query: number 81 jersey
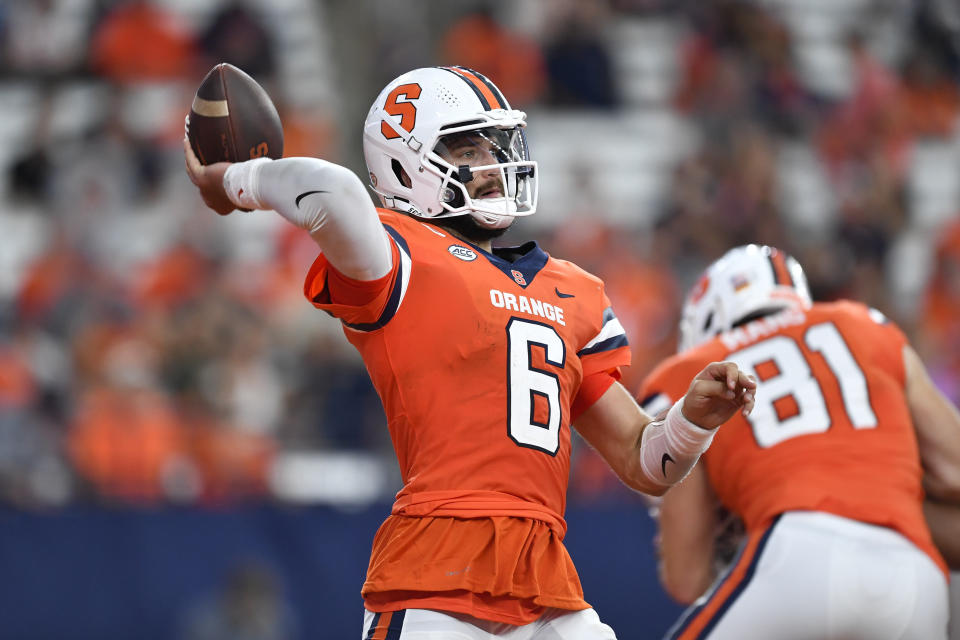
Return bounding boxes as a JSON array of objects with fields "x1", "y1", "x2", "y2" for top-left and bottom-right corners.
[
  {"x1": 304, "y1": 209, "x2": 630, "y2": 525},
  {"x1": 638, "y1": 300, "x2": 946, "y2": 576}
]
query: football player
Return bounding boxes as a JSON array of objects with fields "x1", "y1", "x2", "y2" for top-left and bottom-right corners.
[
  {"x1": 184, "y1": 66, "x2": 756, "y2": 639},
  {"x1": 639, "y1": 244, "x2": 960, "y2": 639}
]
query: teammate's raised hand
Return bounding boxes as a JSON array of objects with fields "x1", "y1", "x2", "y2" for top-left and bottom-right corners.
[
  {"x1": 183, "y1": 128, "x2": 236, "y2": 216},
  {"x1": 681, "y1": 361, "x2": 756, "y2": 430}
]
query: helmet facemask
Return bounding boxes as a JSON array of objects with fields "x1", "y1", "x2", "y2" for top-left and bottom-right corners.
[{"x1": 426, "y1": 124, "x2": 537, "y2": 228}]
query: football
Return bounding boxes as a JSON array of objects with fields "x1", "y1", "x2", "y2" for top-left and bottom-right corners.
[{"x1": 188, "y1": 63, "x2": 284, "y2": 165}]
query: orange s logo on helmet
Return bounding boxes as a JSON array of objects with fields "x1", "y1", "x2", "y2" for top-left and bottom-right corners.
[{"x1": 381, "y1": 83, "x2": 422, "y2": 140}]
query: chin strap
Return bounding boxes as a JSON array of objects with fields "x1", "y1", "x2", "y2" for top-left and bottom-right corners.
[
  {"x1": 640, "y1": 399, "x2": 717, "y2": 487},
  {"x1": 470, "y1": 210, "x2": 514, "y2": 230}
]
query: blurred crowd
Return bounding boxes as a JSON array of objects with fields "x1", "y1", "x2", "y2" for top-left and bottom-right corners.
[{"x1": 0, "y1": 0, "x2": 958, "y2": 509}]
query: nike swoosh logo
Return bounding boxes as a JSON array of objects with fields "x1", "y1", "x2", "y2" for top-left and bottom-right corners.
[
  {"x1": 295, "y1": 190, "x2": 329, "y2": 208},
  {"x1": 555, "y1": 287, "x2": 575, "y2": 299},
  {"x1": 661, "y1": 453, "x2": 675, "y2": 477}
]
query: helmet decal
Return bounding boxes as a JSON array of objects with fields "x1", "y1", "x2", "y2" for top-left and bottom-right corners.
[
  {"x1": 731, "y1": 273, "x2": 750, "y2": 291},
  {"x1": 767, "y1": 248, "x2": 794, "y2": 286},
  {"x1": 380, "y1": 83, "x2": 421, "y2": 140},
  {"x1": 440, "y1": 66, "x2": 508, "y2": 110},
  {"x1": 688, "y1": 273, "x2": 710, "y2": 304}
]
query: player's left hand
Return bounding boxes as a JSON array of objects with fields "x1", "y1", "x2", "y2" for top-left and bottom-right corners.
[{"x1": 681, "y1": 361, "x2": 756, "y2": 430}]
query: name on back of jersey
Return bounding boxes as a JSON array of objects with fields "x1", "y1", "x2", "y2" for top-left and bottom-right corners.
[
  {"x1": 489, "y1": 288, "x2": 565, "y2": 326},
  {"x1": 720, "y1": 308, "x2": 806, "y2": 350}
]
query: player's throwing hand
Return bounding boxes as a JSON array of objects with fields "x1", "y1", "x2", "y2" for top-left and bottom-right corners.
[{"x1": 183, "y1": 126, "x2": 236, "y2": 216}]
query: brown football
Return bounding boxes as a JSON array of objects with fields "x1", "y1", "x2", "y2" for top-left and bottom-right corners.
[{"x1": 188, "y1": 63, "x2": 283, "y2": 165}]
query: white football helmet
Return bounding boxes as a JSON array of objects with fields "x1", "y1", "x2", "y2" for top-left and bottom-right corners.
[
  {"x1": 678, "y1": 244, "x2": 812, "y2": 351},
  {"x1": 362, "y1": 66, "x2": 538, "y2": 229}
]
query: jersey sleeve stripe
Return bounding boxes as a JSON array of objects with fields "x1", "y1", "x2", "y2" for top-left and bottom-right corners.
[
  {"x1": 578, "y1": 308, "x2": 627, "y2": 356},
  {"x1": 578, "y1": 334, "x2": 628, "y2": 357},
  {"x1": 343, "y1": 224, "x2": 412, "y2": 332}
]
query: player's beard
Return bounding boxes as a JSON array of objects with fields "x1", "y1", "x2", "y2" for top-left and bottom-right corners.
[
  {"x1": 432, "y1": 212, "x2": 511, "y2": 243},
  {"x1": 433, "y1": 175, "x2": 515, "y2": 242}
]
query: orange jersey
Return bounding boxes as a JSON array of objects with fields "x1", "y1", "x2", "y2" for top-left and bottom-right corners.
[
  {"x1": 639, "y1": 301, "x2": 947, "y2": 576},
  {"x1": 304, "y1": 209, "x2": 630, "y2": 623}
]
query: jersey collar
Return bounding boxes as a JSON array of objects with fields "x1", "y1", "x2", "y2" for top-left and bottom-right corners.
[{"x1": 477, "y1": 240, "x2": 549, "y2": 289}]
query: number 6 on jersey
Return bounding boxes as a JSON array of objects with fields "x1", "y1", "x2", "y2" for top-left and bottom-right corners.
[{"x1": 507, "y1": 318, "x2": 566, "y2": 455}]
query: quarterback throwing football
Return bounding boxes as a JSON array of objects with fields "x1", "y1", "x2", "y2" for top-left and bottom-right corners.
[{"x1": 185, "y1": 66, "x2": 756, "y2": 639}]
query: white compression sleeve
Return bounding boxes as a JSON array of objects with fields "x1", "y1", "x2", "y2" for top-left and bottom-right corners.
[
  {"x1": 222, "y1": 157, "x2": 392, "y2": 281},
  {"x1": 640, "y1": 399, "x2": 717, "y2": 487}
]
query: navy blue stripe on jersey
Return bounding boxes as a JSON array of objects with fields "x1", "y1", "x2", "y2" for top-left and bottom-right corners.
[
  {"x1": 578, "y1": 334, "x2": 628, "y2": 357},
  {"x1": 384, "y1": 610, "x2": 406, "y2": 639},
  {"x1": 477, "y1": 240, "x2": 549, "y2": 289},
  {"x1": 343, "y1": 224, "x2": 410, "y2": 332},
  {"x1": 364, "y1": 612, "x2": 381, "y2": 640},
  {"x1": 438, "y1": 66, "x2": 492, "y2": 110},
  {"x1": 383, "y1": 224, "x2": 410, "y2": 256},
  {"x1": 666, "y1": 514, "x2": 782, "y2": 639},
  {"x1": 578, "y1": 307, "x2": 629, "y2": 357}
]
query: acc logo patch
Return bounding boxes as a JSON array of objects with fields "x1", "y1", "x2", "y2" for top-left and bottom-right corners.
[{"x1": 448, "y1": 245, "x2": 477, "y2": 261}]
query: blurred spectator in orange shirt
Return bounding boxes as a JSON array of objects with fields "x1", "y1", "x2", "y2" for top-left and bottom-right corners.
[
  {"x1": 129, "y1": 243, "x2": 214, "y2": 312},
  {"x1": 0, "y1": 342, "x2": 35, "y2": 411},
  {"x1": 66, "y1": 311, "x2": 190, "y2": 502},
  {"x1": 438, "y1": 4, "x2": 546, "y2": 108},
  {"x1": 68, "y1": 382, "x2": 190, "y2": 503},
  {"x1": 89, "y1": 0, "x2": 199, "y2": 83}
]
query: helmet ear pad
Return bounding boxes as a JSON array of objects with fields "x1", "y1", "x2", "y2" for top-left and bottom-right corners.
[{"x1": 392, "y1": 159, "x2": 412, "y2": 188}]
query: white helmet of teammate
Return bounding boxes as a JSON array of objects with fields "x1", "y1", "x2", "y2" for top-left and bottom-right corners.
[
  {"x1": 362, "y1": 66, "x2": 538, "y2": 229},
  {"x1": 679, "y1": 244, "x2": 812, "y2": 352}
]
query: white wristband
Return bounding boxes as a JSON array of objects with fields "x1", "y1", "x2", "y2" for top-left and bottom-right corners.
[
  {"x1": 223, "y1": 157, "x2": 272, "y2": 211},
  {"x1": 640, "y1": 399, "x2": 716, "y2": 486}
]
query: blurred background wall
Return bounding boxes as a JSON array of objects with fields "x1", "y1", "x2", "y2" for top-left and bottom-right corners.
[{"x1": 0, "y1": 0, "x2": 958, "y2": 638}]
